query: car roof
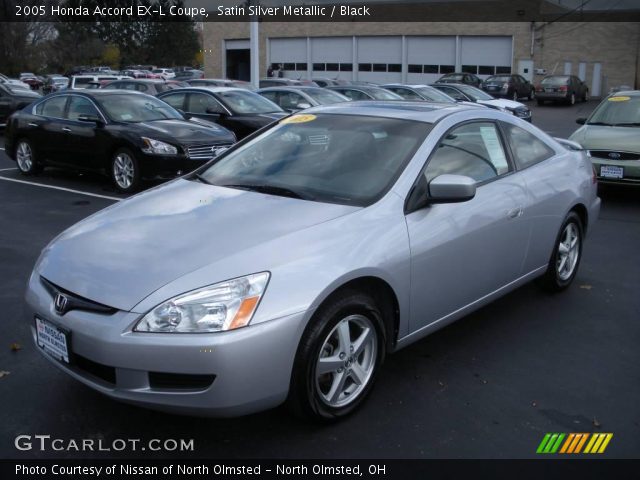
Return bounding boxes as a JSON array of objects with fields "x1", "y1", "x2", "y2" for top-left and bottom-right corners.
[
  {"x1": 164, "y1": 86, "x2": 248, "y2": 94},
  {"x1": 109, "y1": 79, "x2": 166, "y2": 84},
  {"x1": 302, "y1": 101, "x2": 479, "y2": 122},
  {"x1": 383, "y1": 84, "x2": 430, "y2": 89},
  {"x1": 258, "y1": 86, "x2": 322, "y2": 92},
  {"x1": 49, "y1": 89, "x2": 150, "y2": 98}
]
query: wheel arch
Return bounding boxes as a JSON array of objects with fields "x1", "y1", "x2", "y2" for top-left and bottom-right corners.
[{"x1": 569, "y1": 203, "x2": 589, "y2": 235}]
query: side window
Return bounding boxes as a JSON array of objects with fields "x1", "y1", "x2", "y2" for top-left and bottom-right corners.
[
  {"x1": 425, "y1": 122, "x2": 511, "y2": 184},
  {"x1": 35, "y1": 96, "x2": 67, "y2": 118},
  {"x1": 502, "y1": 123, "x2": 555, "y2": 169},
  {"x1": 279, "y1": 92, "x2": 305, "y2": 110},
  {"x1": 161, "y1": 93, "x2": 185, "y2": 110},
  {"x1": 187, "y1": 93, "x2": 225, "y2": 114},
  {"x1": 136, "y1": 84, "x2": 148, "y2": 92},
  {"x1": 259, "y1": 91, "x2": 278, "y2": 103},
  {"x1": 346, "y1": 90, "x2": 367, "y2": 101},
  {"x1": 67, "y1": 96, "x2": 100, "y2": 121}
]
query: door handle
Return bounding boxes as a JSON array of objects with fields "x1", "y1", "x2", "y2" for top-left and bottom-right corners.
[
  {"x1": 62, "y1": 127, "x2": 72, "y2": 133},
  {"x1": 28, "y1": 122, "x2": 38, "y2": 127},
  {"x1": 507, "y1": 207, "x2": 523, "y2": 219}
]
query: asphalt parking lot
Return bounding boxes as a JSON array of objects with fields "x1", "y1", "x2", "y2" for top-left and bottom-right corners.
[{"x1": 0, "y1": 100, "x2": 638, "y2": 460}]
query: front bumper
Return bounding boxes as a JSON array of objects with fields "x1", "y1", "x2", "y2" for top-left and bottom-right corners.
[
  {"x1": 591, "y1": 158, "x2": 640, "y2": 185},
  {"x1": 536, "y1": 92, "x2": 570, "y2": 102},
  {"x1": 136, "y1": 152, "x2": 208, "y2": 181},
  {"x1": 25, "y1": 273, "x2": 308, "y2": 417}
]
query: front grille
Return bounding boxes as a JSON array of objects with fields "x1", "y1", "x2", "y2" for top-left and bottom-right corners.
[
  {"x1": 186, "y1": 144, "x2": 231, "y2": 160},
  {"x1": 40, "y1": 277, "x2": 117, "y2": 315},
  {"x1": 148, "y1": 372, "x2": 216, "y2": 390},
  {"x1": 589, "y1": 150, "x2": 640, "y2": 161},
  {"x1": 74, "y1": 354, "x2": 116, "y2": 385}
]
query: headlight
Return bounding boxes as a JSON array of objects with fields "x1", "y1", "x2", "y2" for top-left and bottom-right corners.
[
  {"x1": 141, "y1": 137, "x2": 178, "y2": 155},
  {"x1": 134, "y1": 272, "x2": 270, "y2": 333}
]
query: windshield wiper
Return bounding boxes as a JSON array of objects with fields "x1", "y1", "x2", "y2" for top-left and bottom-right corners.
[
  {"x1": 612, "y1": 122, "x2": 640, "y2": 127},
  {"x1": 193, "y1": 173, "x2": 214, "y2": 185},
  {"x1": 220, "y1": 183, "x2": 313, "y2": 200}
]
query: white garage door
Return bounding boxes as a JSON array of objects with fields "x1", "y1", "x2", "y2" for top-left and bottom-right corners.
[
  {"x1": 407, "y1": 36, "x2": 456, "y2": 84},
  {"x1": 269, "y1": 38, "x2": 308, "y2": 79},
  {"x1": 460, "y1": 36, "x2": 512, "y2": 79},
  {"x1": 311, "y1": 37, "x2": 353, "y2": 81},
  {"x1": 356, "y1": 36, "x2": 402, "y2": 84}
]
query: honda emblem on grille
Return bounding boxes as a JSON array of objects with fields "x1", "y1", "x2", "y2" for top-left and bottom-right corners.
[
  {"x1": 54, "y1": 293, "x2": 68, "y2": 315},
  {"x1": 608, "y1": 152, "x2": 621, "y2": 159}
]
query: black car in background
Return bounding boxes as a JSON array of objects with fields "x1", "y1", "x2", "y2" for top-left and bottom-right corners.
[
  {"x1": 158, "y1": 87, "x2": 286, "y2": 139},
  {"x1": 4, "y1": 90, "x2": 236, "y2": 192},
  {"x1": 101, "y1": 79, "x2": 187, "y2": 96},
  {"x1": 327, "y1": 85, "x2": 403, "y2": 101},
  {"x1": 482, "y1": 74, "x2": 535, "y2": 101},
  {"x1": 536, "y1": 75, "x2": 589, "y2": 105},
  {"x1": 0, "y1": 83, "x2": 40, "y2": 126},
  {"x1": 435, "y1": 72, "x2": 482, "y2": 87}
]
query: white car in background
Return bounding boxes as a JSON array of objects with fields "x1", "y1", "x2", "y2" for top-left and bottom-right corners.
[{"x1": 152, "y1": 68, "x2": 176, "y2": 79}]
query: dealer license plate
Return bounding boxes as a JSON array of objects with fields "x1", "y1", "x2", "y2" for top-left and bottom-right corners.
[
  {"x1": 600, "y1": 165, "x2": 623, "y2": 179},
  {"x1": 35, "y1": 317, "x2": 70, "y2": 363}
]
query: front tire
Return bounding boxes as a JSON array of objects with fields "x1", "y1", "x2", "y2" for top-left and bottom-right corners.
[
  {"x1": 538, "y1": 212, "x2": 583, "y2": 292},
  {"x1": 288, "y1": 290, "x2": 386, "y2": 422},
  {"x1": 568, "y1": 93, "x2": 576, "y2": 106},
  {"x1": 528, "y1": 88, "x2": 535, "y2": 101},
  {"x1": 512, "y1": 90, "x2": 518, "y2": 101},
  {"x1": 15, "y1": 139, "x2": 42, "y2": 175},
  {"x1": 111, "y1": 148, "x2": 141, "y2": 193}
]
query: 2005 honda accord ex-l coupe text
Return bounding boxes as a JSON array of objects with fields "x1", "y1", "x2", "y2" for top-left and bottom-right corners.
[{"x1": 26, "y1": 102, "x2": 600, "y2": 421}]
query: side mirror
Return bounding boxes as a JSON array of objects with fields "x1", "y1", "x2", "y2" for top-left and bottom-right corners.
[
  {"x1": 296, "y1": 102, "x2": 312, "y2": 109},
  {"x1": 428, "y1": 174, "x2": 476, "y2": 203},
  {"x1": 78, "y1": 114, "x2": 104, "y2": 126},
  {"x1": 576, "y1": 117, "x2": 586, "y2": 125},
  {"x1": 177, "y1": 109, "x2": 191, "y2": 119}
]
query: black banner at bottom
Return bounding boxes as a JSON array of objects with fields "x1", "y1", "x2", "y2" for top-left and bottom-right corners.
[{"x1": 3, "y1": 459, "x2": 640, "y2": 480}]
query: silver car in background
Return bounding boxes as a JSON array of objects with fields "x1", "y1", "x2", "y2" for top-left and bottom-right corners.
[{"x1": 26, "y1": 102, "x2": 600, "y2": 420}]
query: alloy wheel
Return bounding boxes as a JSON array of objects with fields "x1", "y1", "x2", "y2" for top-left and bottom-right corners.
[
  {"x1": 556, "y1": 222, "x2": 580, "y2": 281},
  {"x1": 315, "y1": 314, "x2": 377, "y2": 408},
  {"x1": 113, "y1": 153, "x2": 135, "y2": 189},
  {"x1": 16, "y1": 142, "x2": 33, "y2": 172}
]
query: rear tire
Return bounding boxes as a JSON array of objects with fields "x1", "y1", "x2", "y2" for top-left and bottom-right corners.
[
  {"x1": 15, "y1": 139, "x2": 42, "y2": 175},
  {"x1": 512, "y1": 91, "x2": 518, "y2": 101},
  {"x1": 528, "y1": 88, "x2": 535, "y2": 101},
  {"x1": 568, "y1": 93, "x2": 576, "y2": 106},
  {"x1": 537, "y1": 212, "x2": 583, "y2": 292},
  {"x1": 288, "y1": 290, "x2": 386, "y2": 422}
]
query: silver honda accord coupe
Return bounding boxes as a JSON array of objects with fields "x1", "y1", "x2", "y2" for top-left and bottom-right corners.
[{"x1": 26, "y1": 102, "x2": 600, "y2": 420}]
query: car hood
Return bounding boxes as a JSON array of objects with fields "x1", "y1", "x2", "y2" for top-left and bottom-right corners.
[
  {"x1": 569, "y1": 125, "x2": 640, "y2": 152},
  {"x1": 477, "y1": 99, "x2": 526, "y2": 111},
  {"x1": 37, "y1": 179, "x2": 358, "y2": 311},
  {"x1": 133, "y1": 119, "x2": 235, "y2": 144}
]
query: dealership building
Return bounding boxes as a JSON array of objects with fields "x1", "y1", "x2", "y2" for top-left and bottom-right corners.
[{"x1": 202, "y1": 0, "x2": 640, "y2": 97}]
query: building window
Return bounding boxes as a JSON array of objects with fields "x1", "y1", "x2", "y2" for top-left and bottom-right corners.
[
  {"x1": 326, "y1": 63, "x2": 339, "y2": 71},
  {"x1": 423, "y1": 65, "x2": 439, "y2": 74},
  {"x1": 313, "y1": 63, "x2": 326, "y2": 71},
  {"x1": 408, "y1": 64, "x2": 422, "y2": 73},
  {"x1": 496, "y1": 66, "x2": 511, "y2": 74},
  {"x1": 478, "y1": 65, "x2": 495, "y2": 75},
  {"x1": 295, "y1": 63, "x2": 307, "y2": 71},
  {"x1": 372, "y1": 63, "x2": 387, "y2": 72},
  {"x1": 283, "y1": 63, "x2": 295, "y2": 70},
  {"x1": 358, "y1": 63, "x2": 372, "y2": 72},
  {"x1": 388, "y1": 64, "x2": 401, "y2": 73},
  {"x1": 462, "y1": 65, "x2": 478, "y2": 74},
  {"x1": 339, "y1": 63, "x2": 353, "y2": 71},
  {"x1": 439, "y1": 65, "x2": 455, "y2": 74}
]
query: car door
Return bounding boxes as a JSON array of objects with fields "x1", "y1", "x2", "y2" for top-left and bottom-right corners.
[
  {"x1": 185, "y1": 91, "x2": 228, "y2": 124},
  {"x1": 31, "y1": 95, "x2": 70, "y2": 163},
  {"x1": 405, "y1": 120, "x2": 529, "y2": 332},
  {"x1": 62, "y1": 95, "x2": 106, "y2": 170}
]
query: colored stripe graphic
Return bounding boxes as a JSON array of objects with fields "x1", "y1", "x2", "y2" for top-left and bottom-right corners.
[{"x1": 538, "y1": 433, "x2": 613, "y2": 454}]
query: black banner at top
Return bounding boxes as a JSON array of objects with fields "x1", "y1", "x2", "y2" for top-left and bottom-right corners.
[{"x1": 1, "y1": 0, "x2": 640, "y2": 22}]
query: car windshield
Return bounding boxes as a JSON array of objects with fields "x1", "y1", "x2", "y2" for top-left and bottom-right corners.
[
  {"x1": 98, "y1": 94, "x2": 183, "y2": 122},
  {"x1": 587, "y1": 95, "x2": 640, "y2": 126},
  {"x1": 304, "y1": 88, "x2": 349, "y2": 104},
  {"x1": 442, "y1": 74, "x2": 464, "y2": 81},
  {"x1": 486, "y1": 75, "x2": 511, "y2": 83},
  {"x1": 457, "y1": 85, "x2": 494, "y2": 101},
  {"x1": 367, "y1": 88, "x2": 401, "y2": 100},
  {"x1": 196, "y1": 114, "x2": 431, "y2": 206},
  {"x1": 216, "y1": 90, "x2": 282, "y2": 114},
  {"x1": 416, "y1": 87, "x2": 456, "y2": 103},
  {"x1": 542, "y1": 76, "x2": 570, "y2": 85}
]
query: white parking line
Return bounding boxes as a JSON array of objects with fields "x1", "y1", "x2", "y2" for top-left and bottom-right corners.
[
  {"x1": 0, "y1": 147, "x2": 5, "y2": 151},
  {"x1": 0, "y1": 176, "x2": 122, "y2": 201},
  {"x1": 0, "y1": 167, "x2": 17, "y2": 172}
]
